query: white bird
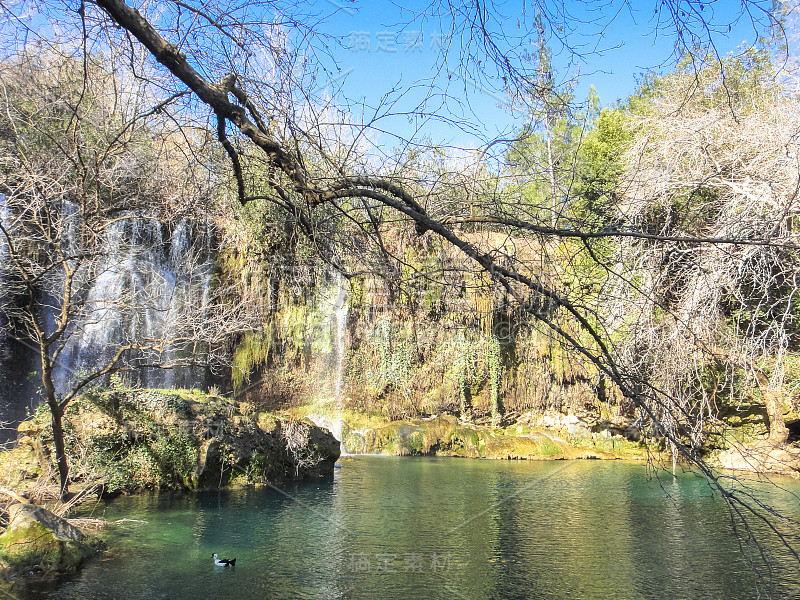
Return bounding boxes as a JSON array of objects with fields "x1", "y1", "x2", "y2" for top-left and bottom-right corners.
[{"x1": 212, "y1": 553, "x2": 236, "y2": 566}]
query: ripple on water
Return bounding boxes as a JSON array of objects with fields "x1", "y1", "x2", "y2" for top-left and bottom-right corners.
[{"x1": 20, "y1": 457, "x2": 800, "y2": 600}]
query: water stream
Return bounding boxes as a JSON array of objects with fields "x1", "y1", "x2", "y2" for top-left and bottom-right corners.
[
  {"x1": 309, "y1": 272, "x2": 350, "y2": 453},
  {"x1": 0, "y1": 193, "x2": 41, "y2": 433},
  {"x1": 332, "y1": 273, "x2": 349, "y2": 454},
  {"x1": 20, "y1": 458, "x2": 800, "y2": 600},
  {"x1": 333, "y1": 272, "x2": 348, "y2": 401}
]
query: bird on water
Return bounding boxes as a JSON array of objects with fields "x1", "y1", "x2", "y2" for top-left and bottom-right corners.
[{"x1": 212, "y1": 553, "x2": 236, "y2": 566}]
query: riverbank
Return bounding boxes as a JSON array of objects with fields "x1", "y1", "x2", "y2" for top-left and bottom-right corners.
[
  {"x1": 296, "y1": 398, "x2": 800, "y2": 473},
  {"x1": 297, "y1": 398, "x2": 648, "y2": 461},
  {"x1": 0, "y1": 386, "x2": 340, "y2": 499}
]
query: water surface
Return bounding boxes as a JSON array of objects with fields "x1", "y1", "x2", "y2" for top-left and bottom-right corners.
[{"x1": 25, "y1": 457, "x2": 800, "y2": 599}]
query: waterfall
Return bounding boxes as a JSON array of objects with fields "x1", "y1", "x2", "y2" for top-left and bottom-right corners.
[
  {"x1": 329, "y1": 272, "x2": 349, "y2": 454},
  {"x1": 0, "y1": 193, "x2": 42, "y2": 437},
  {"x1": 160, "y1": 218, "x2": 213, "y2": 389},
  {"x1": 305, "y1": 270, "x2": 350, "y2": 453},
  {"x1": 0, "y1": 196, "x2": 216, "y2": 436},
  {"x1": 51, "y1": 213, "x2": 214, "y2": 394},
  {"x1": 0, "y1": 192, "x2": 9, "y2": 337},
  {"x1": 333, "y1": 272, "x2": 348, "y2": 399},
  {"x1": 0, "y1": 191, "x2": 12, "y2": 393}
]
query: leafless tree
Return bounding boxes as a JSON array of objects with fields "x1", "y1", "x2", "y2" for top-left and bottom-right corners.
[
  {"x1": 616, "y1": 55, "x2": 800, "y2": 447},
  {"x1": 0, "y1": 47, "x2": 255, "y2": 496}
]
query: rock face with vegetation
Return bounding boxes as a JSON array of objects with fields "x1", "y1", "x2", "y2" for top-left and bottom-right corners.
[
  {"x1": 0, "y1": 387, "x2": 340, "y2": 496},
  {"x1": 355, "y1": 414, "x2": 641, "y2": 460},
  {"x1": 0, "y1": 0, "x2": 797, "y2": 500},
  {"x1": 220, "y1": 49, "x2": 800, "y2": 476}
]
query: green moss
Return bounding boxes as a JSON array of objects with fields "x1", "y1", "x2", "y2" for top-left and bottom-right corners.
[
  {"x1": 231, "y1": 330, "x2": 274, "y2": 393},
  {"x1": 405, "y1": 431, "x2": 424, "y2": 454},
  {"x1": 0, "y1": 521, "x2": 96, "y2": 572},
  {"x1": 538, "y1": 438, "x2": 564, "y2": 457},
  {"x1": 84, "y1": 418, "x2": 199, "y2": 493},
  {"x1": 0, "y1": 441, "x2": 42, "y2": 483}
]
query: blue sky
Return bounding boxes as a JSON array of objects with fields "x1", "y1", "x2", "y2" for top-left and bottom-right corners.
[{"x1": 308, "y1": 0, "x2": 774, "y2": 148}]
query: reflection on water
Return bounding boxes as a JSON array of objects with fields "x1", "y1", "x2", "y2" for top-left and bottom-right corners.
[{"x1": 22, "y1": 458, "x2": 800, "y2": 599}]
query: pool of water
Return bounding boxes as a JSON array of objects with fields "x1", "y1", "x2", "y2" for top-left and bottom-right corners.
[{"x1": 21, "y1": 457, "x2": 800, "y2": 599}]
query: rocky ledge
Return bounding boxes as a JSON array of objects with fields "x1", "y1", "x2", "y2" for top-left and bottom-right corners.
[
  {"x1": 0, "y1": 388, "x2": 340, "y2": 495},
  {"x1": 718, "y1": 441, "x2": 800, "y2": 476},
  {"x1": 307, "y1": 411, "x2": 646, "y2": 460}
]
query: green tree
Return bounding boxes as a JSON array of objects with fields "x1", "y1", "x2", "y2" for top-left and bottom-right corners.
[
  {"x1": 569, "y1": 107, "x2": 632, "y2": 227},
  {"x1": 504, "y1": 18, "x2": 591, "y2": 228}
]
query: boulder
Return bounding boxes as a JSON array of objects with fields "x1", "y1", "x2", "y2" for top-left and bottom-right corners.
[
  {"x1": 306, "y1": 423, "x2": 343, "y2": 466},
  {"x1": 718, "y1": 441, "x2": 800, "y2": 475},
  {"x1": 0, "y1": 503, "x2": 99, "y2": 572}
]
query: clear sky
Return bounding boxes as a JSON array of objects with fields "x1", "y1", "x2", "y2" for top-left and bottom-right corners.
[{"x1": 308, "y1": 0, "x2": 775, "y2": 148}]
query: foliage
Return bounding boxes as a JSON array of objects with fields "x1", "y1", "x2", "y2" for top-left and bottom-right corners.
[
  {"x1": 570, "y1": 107, "x2": 633, "y2": 226},
  {"x1": 67, "y1": 389, "x2": 201, "y2": 493},
  {"x1": 0, "y1": 46, "x2": 225, "y2": 495},
  {"x1": 0, "y1": 0, "x2": 797, "y2": 582}
]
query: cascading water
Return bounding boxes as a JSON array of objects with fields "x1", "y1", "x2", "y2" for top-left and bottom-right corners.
[
  {"x1": 307, "y1": 271, "x2": 350, "y2": 454},
  {"x1": 0, "y1": 192, "x2": 10, "y2": 352},
  {"x1": 160, "y1": 218, "x2": 213, "y2": 389},
  {"x1": 51, "y1": 212, "x2": 214, "y2": 394},
  {"x1": 0, "y1": 196, "x2": 215, "y2": 437},
  {"x1": 0, "y1": 194, "x2": 39, "y2": 437},
  {"x1": 332, "y1": 272, "x2": 349, "y2": 454},
  {"x1": 333, "y1": 272, "x2": 348, "y2": 399}
]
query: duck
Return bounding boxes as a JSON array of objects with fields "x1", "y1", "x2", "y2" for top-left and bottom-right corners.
[{"x1": 212, "y1": 553, "x2": 236, "y2": 567}]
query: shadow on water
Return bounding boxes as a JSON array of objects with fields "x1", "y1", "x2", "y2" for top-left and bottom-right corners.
[{"x1": 16, "y1": 458, "x2": 800, "y2": 600}]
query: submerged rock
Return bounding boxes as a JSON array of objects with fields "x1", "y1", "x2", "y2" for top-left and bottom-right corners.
[{"x1": 0, "y1": 503, "x2": 99, "y2": 572}]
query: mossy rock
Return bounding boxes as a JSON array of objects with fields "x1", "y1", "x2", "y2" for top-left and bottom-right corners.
[
  {"x1": 405, "y1": 430, "x2": 424, "y2": 454},
  {"x1": 305, "y1": 425, "x2": 343, "y2": 463},
  {"x1": 342, "y1": 430, "x2": 366, "y2": 454},
  {"x1": 483, "y1": 433, "x2": 566, "y2": 459},
  {"x1": 256, "y1": 413, "x2": 280, "y2": 434},
  {"x1": 0, "y1": 504, "x2": 100, "y2": 572}
]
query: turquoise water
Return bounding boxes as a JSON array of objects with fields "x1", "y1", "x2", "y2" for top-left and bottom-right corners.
[{"x1": 23, "y1": 458, "x2": 800, "y2": 599}]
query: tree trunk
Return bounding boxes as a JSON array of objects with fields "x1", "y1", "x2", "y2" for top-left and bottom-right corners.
[
  {"x1": 49, "y1": 403, "x2": 70, "y2": 498},
  {"x1": 763, "y1": 387, "x2": 789, "y2": 445},
  {"x1": 754, "y1": 371, "x2": 789, "y2": 445},
  {"x1": 40, "y1": 351, "x2": 70, "y2": 497}
]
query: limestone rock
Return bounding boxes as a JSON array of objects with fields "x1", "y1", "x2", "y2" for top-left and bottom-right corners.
[
  {"x1": 718, "y1": 441, "x2": 800, "y2": 475},
  {"x1": 6, "y1": 504, "x2": 84, "y2": 543},
  {"x1": 0, "y1": 503, "x2": 98, "y2": 572},
  {"x1": 306, "y1": 424, "x2": 343, "y2": 465}
]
